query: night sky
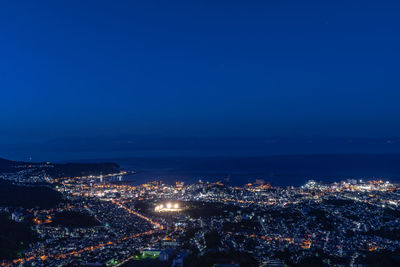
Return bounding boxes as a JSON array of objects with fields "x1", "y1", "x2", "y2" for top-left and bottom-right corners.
[{"x1": 1, "y1": 0, "x2": 400, "y2": 143}]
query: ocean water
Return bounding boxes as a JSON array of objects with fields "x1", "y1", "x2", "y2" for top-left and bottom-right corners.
[{"x1": 84, "y1": 155, "x2": 400, "y2": 187}]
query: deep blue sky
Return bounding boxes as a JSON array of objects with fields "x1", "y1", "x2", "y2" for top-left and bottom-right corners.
[{"x1": 1, "y1": 0, "x2": 400, "y2": 143}]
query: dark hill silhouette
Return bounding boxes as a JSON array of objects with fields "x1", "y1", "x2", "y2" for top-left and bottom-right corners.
[
  {"x1": 0, "y1": 157, "x2": 119, "y2": 177},
  {"x1": 47, "y1": 162, "x2": 119, "y2": 178},
  {"x1": 0, "y1": 158, "x2": 20, "y2": 172},
  {"x1": 0, "y1": 179, "x2": 62, "y2": 209}
]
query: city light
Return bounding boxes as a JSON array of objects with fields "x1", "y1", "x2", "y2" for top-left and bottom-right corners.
[{"x1": 154, "y1": 202, "x2": 182, "y2": 212}]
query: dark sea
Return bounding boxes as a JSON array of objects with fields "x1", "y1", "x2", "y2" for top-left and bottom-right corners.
[
  {"x1": 4, "y1": 137, "x2": 400, "y2": 186},
  {"x1": 80, "y1": 155, "x2": 400, "y2": 187}
]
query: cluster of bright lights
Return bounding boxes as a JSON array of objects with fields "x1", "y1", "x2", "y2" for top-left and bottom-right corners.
[{"x1": 154, "y1": 202, "x2": 181, "y2": 212}]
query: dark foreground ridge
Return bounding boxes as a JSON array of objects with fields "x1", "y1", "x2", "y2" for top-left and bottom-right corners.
[
  {"x1": 0, "y1": 179, "x2": 62, "y2": 209},
  {"x1": 50, "y1": 211, "x2": 100, "y2": 228},
  {"x1": 0, "y1": 213, "x2": 36, "y2": 260}
]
